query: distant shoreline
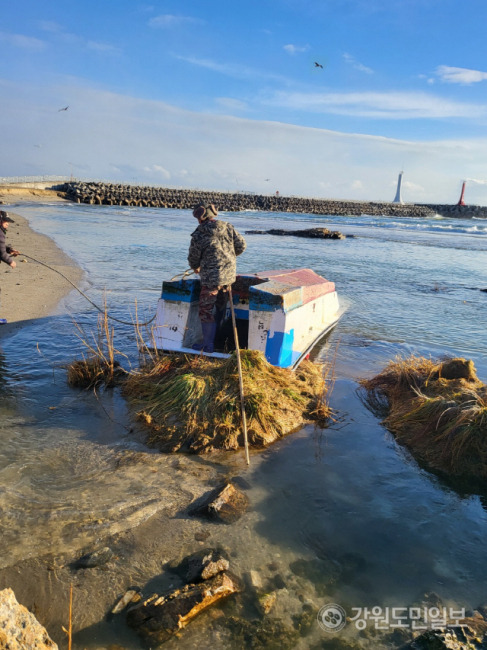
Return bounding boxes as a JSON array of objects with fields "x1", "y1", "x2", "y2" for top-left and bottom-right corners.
[{"x1": 59, "y1": 181, "x2": 487, "y2": 219}]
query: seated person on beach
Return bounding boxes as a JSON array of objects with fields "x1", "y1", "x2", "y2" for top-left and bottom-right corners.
[
  {"x1": 188, "y1": 204, "x2": 246, "y2": 353},
  {"x1": 0, "y1": 211, "x2": 20, "y2": 324}
]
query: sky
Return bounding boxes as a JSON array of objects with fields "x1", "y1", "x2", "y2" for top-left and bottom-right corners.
[{"x1": 2, "y1": 0, "x2": 487, "y2": 205}]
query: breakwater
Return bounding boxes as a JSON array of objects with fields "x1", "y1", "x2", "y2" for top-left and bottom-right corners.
[{"x1": 56, "y1": 182, "x2": 487, "y2": 218}]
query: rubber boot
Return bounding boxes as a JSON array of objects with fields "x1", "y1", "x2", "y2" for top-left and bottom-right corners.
[
  {"x1": 201, "y1": 321, "x2": 216, "y2": 353},
  {"x1": 192, "y1": 322, "x2": 216, "y2": 353}
]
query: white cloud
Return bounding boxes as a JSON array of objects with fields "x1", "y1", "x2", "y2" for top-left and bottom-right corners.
[
  {"x1": 0, "y1": 31, "x2": 46, "y2": 51},
  {"x1": 143, "y1": 165, "x2": 171, "y2": 178},
  {"x1": 436, "y1": 65, "x2": 487, "y2": 85},
  {"x1": 283, "y1": 44, "x2": 309, "y2": 55},
  {"x1": 263, "y1": 90, "x2": 487, "y2": 119},
  {"x1": 86, "y1": 41, "x2": 121, "y2": 55},
  {"x1": 343, "y1": 53, "x2": 373, "y2": 75},
  {"x1": 149, "y1": 14, "x2": 202, "y2": 28},
  {"x1": 2, "y1": 78, "x2": 487, "y2": 204},
  {"x1": 173, "y1": 54, "x2": 289, "y2": 84},
  {"x1": 38, "y1": 21, "x2": 64, "y2": 33},
  {"x1": 215, "y1": 97, "x2": 248, "y2": 111}
]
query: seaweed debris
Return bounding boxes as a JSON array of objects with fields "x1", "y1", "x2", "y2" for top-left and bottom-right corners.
[
  {"x1": 360, "y1": 355, "x2": 487, "y2": 481},
  {"x1": 122, "y1": 350, "x2": 333, "y2": 453}
]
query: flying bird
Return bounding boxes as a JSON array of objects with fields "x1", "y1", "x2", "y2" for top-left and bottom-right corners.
[
  {"x1": 58, "y1": 106, "x2": 69, "y2": 112},
  {"x1": 265, "y1": 178, "x2": 270, "y2": 181},
  {"x1": 314, "y1": 61, "x2": 324, "y2": 68}
]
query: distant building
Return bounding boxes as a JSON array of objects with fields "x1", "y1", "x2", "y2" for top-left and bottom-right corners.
[
  {"x1": 393, "y1": 171, "x2": 404, "y2": 204},
  {"x1": 458, "y1": 181, "x2": 466, "y2": 206}
]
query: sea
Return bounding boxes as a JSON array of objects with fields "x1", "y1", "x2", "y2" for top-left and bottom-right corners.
[{"x1": 0, "y1": 201, "x2": 486, "y2": 649}]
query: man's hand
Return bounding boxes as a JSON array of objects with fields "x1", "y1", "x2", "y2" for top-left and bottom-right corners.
[
  {"x1": 193, "y1": 267, "x2": 200, "y2": 273},
  {"x1": 10, "y1": 249, "x2": 20, "y2": 257},
  {"x1": 9, "y1": 260, "x2": 16, "y2": 269}
]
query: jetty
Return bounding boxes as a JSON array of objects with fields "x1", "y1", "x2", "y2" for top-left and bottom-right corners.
[{"x1": 55, "y1": 181, "x2": 487, "y2": 219}]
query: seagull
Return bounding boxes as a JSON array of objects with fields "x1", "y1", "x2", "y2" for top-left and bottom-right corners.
[
  {"x1": 314, "y1": 61, "x2": 323, "y2": 68},
  {"x1": 58, "y1": 106, "x2": 69, "y2": 112}
]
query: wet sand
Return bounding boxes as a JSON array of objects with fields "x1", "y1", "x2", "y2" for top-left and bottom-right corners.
[{"x1": 0, "y1": 199, "x2": 83, "y2": 337}]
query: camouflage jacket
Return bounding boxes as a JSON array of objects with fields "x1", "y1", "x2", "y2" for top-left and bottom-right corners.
[{"x1": 188, "y1": 219, "x2": 246, "y2": 289}]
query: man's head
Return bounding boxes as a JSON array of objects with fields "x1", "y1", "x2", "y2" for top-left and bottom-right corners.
[
  {"x1": 193, "y1": 204, "x2": 217, "y2": 222},
  {"x1": 0, "y1": 211, "x2": 14, "y2": 228}
]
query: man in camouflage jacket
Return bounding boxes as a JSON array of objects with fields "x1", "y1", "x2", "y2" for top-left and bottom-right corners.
[{"x1": 188, "y1": 204, "x2": 246, "y2": 352}]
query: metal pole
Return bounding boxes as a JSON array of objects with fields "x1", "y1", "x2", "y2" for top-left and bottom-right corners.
[{"x1": 227, "y1": 288, "x2": 250, "y2": 465}]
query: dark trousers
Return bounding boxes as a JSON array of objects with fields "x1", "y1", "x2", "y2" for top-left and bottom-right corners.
[{"x1": 199, "y1": 286, "x2": 228, "y2": 323}]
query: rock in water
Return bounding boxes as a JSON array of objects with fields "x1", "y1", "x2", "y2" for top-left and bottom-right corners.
[
  {"x1": 74, "y1": 546, "x2": 114, "y2": 568},
  {"x1": 126, "y1": 572, "x2": 242, "y2": 645},
  {"x1": 0, "y1": 588, "x2": 58, "y2": 649},
  {"x1": 169, "y1": 548, "x2": 230, "y2": 583},
  {"x1": 189, "y1": 482, "x2": 249, "y2": 524}
]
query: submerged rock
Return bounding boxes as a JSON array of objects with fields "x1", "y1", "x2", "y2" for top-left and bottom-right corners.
[
  {"x1": 169, "y1": 548, "x2": 230, "y2": 583},
  {"x1": 0, "y1": 588, "x2": 58, "y2": 649},
  {"x1": 111, "y1": 588, "x2": 141, "y2": 614},
  {"x1": 126, "y1": 572, "x2": 242, "y2": 645},
  {"x1": 245, "y1": 227, "x2": 346, "y2": 239},
  {"x1": 73, "y1": 546, "x2": 114, "y2": 569},
  {"x1": 189, "y1": 481, "x2": 250, "y2": 523}
]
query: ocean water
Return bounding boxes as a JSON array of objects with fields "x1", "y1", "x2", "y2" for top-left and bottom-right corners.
[{"x1": 0, "y1": 202, "x2": 486, "y2": 648}]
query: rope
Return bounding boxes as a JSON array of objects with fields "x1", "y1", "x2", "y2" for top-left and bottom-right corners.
[
  {"x1": 170, "y1": 268, "x2": 195, "y2": 282},
  {"x1": 18, "y1": 252, "x2": 156, "y2": 326}
]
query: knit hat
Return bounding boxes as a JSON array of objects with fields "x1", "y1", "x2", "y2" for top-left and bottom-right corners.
[
  {"x1": 0, "y1": 211, "x2": 13, "y2": 223},
  {"x1": 193, "y1": 204, "x2": 217, "y2": 220}
]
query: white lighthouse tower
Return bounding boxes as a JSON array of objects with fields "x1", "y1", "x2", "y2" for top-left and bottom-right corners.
[{"x1": 393, "y1": 171, "x2": 404, "y2": 204}]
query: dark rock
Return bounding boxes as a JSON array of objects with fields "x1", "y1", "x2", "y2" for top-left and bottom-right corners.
[
  {"x1": 245, "y1": 227, "x2": 346, "y2": 240},
  {"x1": 73, "y1": 546, "x2": 114, "y2": 569},
  {"x1": 403, "y1": 626, "x2": 480, "y2": 649},
  {"x1": 126, "y1": 572, "x2": 242, "y2": 645},
  {"x1": 229, "y1": 475, "x2": 252, "y2": 490},
  {"x1": 189, "y1": 481, "x2": 249, "y2": 523},
  {"x1": 169, "y1": 548, "x2": 230, "y2": 583},
  {"x1": 435, "y1": 358, "x2": 477, "y2": 381}
]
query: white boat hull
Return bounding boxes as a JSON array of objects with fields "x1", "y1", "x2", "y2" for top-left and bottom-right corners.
[{"x1": 152, "y1": 268, "x2": 339, "y2": 369}]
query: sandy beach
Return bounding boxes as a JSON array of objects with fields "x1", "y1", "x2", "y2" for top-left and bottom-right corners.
[{"x1": 0, "y1": 190, "x2": 83, "y2": 337}]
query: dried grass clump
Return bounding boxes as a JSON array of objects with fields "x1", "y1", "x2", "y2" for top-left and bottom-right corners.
[
  {"x1": 66, "y1": 306, "x2": 127, "y2": 389},
  {"x1": 360, "y1": 355, "x2": 487, "y2": 480},
  {"x1": 122, "y1": 350, "x2": 333, "y2": 453}
]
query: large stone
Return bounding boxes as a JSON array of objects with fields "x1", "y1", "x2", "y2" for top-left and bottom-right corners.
[
  {"x1": 126, "y1": 572, "x2": 241, "y2": 645},
  {"x1": 189, "y1": 482, "x2": 249, "y2": 524},
  {"x1": 0, "y1": 588, "x2": 58, "y2": 649}
]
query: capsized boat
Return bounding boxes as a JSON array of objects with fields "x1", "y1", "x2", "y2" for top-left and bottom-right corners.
[{"x1": 152, "y1": 268, "x2": 340, "y2": 369}]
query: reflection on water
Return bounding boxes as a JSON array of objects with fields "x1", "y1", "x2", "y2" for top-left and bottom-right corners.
[{"x1": 0, "y1": 203, "x2": 486, "y2": 647}]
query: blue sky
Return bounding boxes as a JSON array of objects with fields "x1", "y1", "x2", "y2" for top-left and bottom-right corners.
[{"x1": 2, "y1": 0, "x2": 487, "y2": 204}]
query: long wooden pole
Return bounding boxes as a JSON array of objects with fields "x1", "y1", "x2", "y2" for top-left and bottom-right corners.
[{"x1": 228, "y1": 288, "x2": 250, "y2": 465}]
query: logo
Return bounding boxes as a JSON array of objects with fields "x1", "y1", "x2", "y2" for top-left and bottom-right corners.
[{"x1": 317, "y1": 603, "x2": 347, "y2": 633}]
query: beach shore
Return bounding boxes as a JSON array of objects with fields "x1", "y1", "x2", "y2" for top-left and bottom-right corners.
[{"x1": 0, "y1": 201, "x2": 83, "y2": 338}]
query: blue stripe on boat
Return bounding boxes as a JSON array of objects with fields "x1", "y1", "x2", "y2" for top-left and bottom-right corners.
[
  {"x1": 162, "y1": 279, "x2": 200, "y2": 302},
  {"x1": 265, "y1": 329, "x2": 297, "y2": 367}
]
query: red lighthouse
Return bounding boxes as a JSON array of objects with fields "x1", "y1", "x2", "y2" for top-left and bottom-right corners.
[{"x1": 457, "y1": 181, "x2": 466, "y2": 206}]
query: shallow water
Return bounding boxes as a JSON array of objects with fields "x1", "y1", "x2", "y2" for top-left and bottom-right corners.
[{"x1": 1, "y1": 202, "x2": 487, "y2": 647}]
